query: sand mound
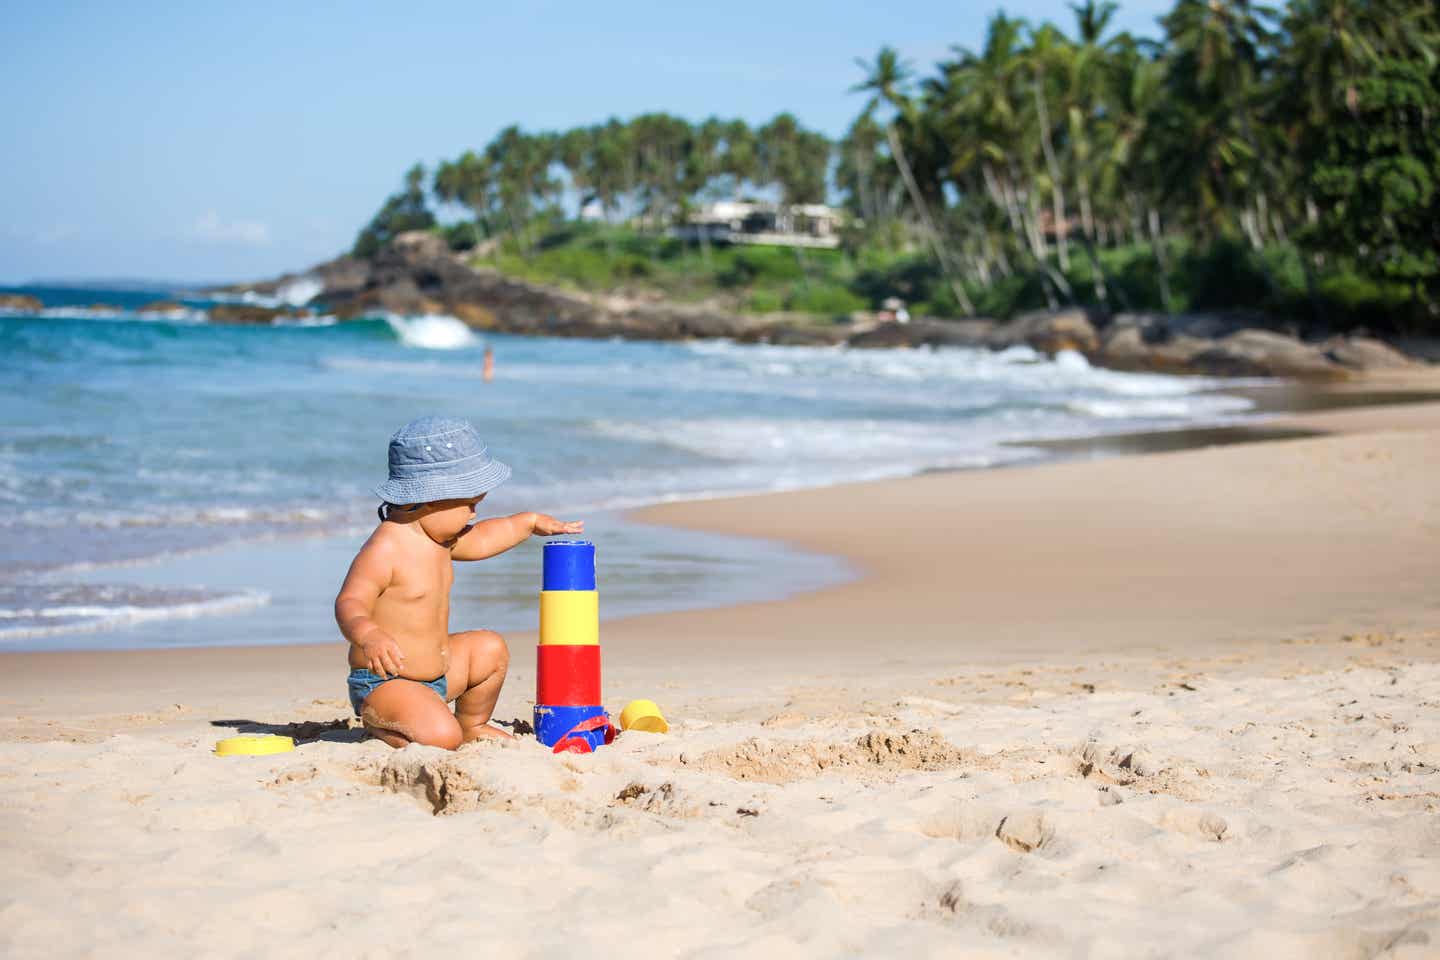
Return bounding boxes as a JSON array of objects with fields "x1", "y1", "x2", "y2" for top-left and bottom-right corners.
[
  {"x1": 380, "y1": 751, "x2": 494, "y2": 814},
  {"x1": 1068, "y1": 738, "x2": 1206, "y2": 800},
  {"x1": 691, "y1": 729, "x2": 969, "y2": 784}
]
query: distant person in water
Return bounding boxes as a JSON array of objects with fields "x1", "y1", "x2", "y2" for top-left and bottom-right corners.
[
  {"x1": 335, "y1": 416, "x2": 583, "y2": 748},
  {"x1": 483, "y1": 345, "x2": 495, "y2": 383}
]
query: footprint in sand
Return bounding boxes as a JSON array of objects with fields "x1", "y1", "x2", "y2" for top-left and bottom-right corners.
[
  {"x1": 1160, "y1": 807, "x2": 1229, "y2": 842},
  {"x1": 613, "y1": 781, "x2": 699, "y2": 818},
  {"x1": 995, "y1": 811, "x2": 1054, "y2": 853}
]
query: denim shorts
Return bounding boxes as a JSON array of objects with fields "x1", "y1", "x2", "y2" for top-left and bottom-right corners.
[{"x1": 347, "y1": 668, "x2": 448, "y2": 716}]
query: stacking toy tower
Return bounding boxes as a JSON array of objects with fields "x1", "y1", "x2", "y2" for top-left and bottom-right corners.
[{"x1": 534, "y1": 540, "x2": 609, "y2": 750}]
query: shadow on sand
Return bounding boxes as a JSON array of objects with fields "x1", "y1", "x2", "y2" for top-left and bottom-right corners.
[{"x1": 209, "y1": 717, "x2": 365, "y2": 745}]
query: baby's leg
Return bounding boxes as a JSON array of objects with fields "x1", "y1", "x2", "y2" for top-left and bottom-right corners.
[
  {"x1": 445, "y1": 629, "x2": 512, "y2": 742},
  {"x1": 360, "y1": 680, "x2": 462, "y2": 749}
]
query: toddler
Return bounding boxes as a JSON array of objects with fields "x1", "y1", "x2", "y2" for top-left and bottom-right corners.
[{"x1": 335, "y1": 416, "x2": 582, "y2": 748}]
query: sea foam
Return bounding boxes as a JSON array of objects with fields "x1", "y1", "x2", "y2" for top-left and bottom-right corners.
[{"x1": 383, "y1": 314, "x2": 478, "y2": 350}]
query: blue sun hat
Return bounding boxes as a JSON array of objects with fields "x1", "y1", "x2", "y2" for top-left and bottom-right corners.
[{"x1": 375, "y1": 416, "x2": 511, "y2": 505}]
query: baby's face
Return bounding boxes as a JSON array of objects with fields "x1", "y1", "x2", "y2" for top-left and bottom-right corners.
[{"x1": 419, "y1": 494, "x2": 486, "y2": 540}]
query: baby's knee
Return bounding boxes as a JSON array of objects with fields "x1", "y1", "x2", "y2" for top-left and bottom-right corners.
[
  {"x1": 473, "y1": 629, "x2": 510, "y2": 672},
  {"x1": 362, "y1": 705, "x2": 462, "y2": 751},
  {"x1": 399, "y1": 716, "x2": 463, "y2": 750},
  {"x1": 415, "y1": 721, "x2": 463, "y2": 750}
]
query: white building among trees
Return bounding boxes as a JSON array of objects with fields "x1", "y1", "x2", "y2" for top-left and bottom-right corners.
[{"x1": 670, "y1": 201, "x2": 843, "y2": 249}]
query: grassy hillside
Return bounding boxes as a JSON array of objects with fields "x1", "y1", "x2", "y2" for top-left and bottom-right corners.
[{"x1": 447, "y1": 220, "x2": 1424, "y2": 335}]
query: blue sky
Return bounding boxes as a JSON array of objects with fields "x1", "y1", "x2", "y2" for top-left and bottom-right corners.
[{"x1": 1, "y1": 1, "x2": 1170, "y2": 285}]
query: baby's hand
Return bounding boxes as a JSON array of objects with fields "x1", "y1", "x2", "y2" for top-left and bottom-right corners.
[
  {"x1": 533, "y1": 514, "x2": 584, "y2": 537},
  {"x1": 359, "y1": 631, "x2": 405, "y2": 678}
]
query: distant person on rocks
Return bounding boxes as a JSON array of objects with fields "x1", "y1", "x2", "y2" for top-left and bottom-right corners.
[
  {"x1": 483, "y1": 345, "x2": 495, "y2": 383},
  {"x1": 335, "y1": 416, "x2": 583, "y2": 748}
]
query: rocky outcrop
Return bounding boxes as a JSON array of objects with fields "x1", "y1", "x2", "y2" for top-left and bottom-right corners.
[
  {"x1": 1187, "y1": 329, "x2": 1350, "y2": 380},
  {"x1": 1323, "y1": 336, "x2": 1420, "y2": 370},
  {"x1": 218, "y1": 233, "x2": 1428, "y2": 381},
  {"x1": 986, "y1": 308, "x2": 1101, "y2": 355},
  {"x1": 1091, "y1": 314, "x2": 1414, "y2": 380},
  {"x1": 138, "y1": 300, "x2": 186, "y2": 314},
  {"x1": 317, "y1": 231, "x2": 845, "y2": 345},
  {"x1": 848, "y1": 318, "x2": 993, "y2": 349},
  {"x1": 0, "y1": 293, "x2": 42, "y2": 312},
  {"x1": 1098, "y1": 326, "x2": 1214, "y2": 374},
  {"x1": 209, "y1": 304, "x2": 291, "y2": 325}
]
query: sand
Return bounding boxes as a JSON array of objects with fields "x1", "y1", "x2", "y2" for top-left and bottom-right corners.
[{"x1": 3, "y1": 393, "x2": 1440, "y2": 958}]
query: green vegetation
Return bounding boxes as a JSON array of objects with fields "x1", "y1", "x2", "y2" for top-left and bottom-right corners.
[
  {"x1": 354, "y1": 0, "x2": 1440, "y2": 333},
  {"x1": 352, "y1": 165, "x2": 435, "y2": 260}
]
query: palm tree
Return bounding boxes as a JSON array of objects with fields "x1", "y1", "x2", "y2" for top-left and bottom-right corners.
[
  {"x1": 1066, "y1": 0, "x2": 1120, "y2": 243},
  {"x1": 853, "y1": 47, "x2": 976, "y2": 315},
  {"x1": 433, "y1": 151, "x2": 498, "y2": 263},
  {"x1": 1161, "y1": 0, "x2": 1280, "y2": 248},
  {"x1": 557, "y1": 127, "x2": 599, "y2": 221},
  {"x1": 1064, "y1": 0, "x2": 1127, "y2": 307},
  {"x1": 836, "y1": 111, "x2": 904, "y2": 246},
  {"x1": 945, "y1": 15, "x2": 1076, "y2": 309},
  {"x1": 1114, "y1": 45, "x2": 1181, "y2": 313},
  {"x1": 1024, "y1": 22, "x2": 1074, "y2": 271}
]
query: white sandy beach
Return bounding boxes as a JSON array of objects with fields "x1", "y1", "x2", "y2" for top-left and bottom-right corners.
[{"x1": 2, "y1": 395, "x2": 1439, "y2": 958}]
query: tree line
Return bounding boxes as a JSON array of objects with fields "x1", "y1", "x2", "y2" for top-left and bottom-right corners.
[{"x1": 355, "y1": 0, "x2": 1439, "y2": 329}]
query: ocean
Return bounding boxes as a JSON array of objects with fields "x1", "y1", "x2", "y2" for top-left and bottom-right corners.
[{"x1": 0, "y1": 285, "x2": 1258, "y2": 651}]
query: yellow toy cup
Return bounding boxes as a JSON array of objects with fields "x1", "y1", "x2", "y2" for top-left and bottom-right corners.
[
  {"x1": 214, "y1": 734, "x2": 295, "y2": 757},
  {"x1": 619, "y1": 699, "x2": 669, "y2": 734}
]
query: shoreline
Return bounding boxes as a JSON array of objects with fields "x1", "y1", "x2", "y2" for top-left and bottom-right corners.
[
  {"x1": 0, "y1": 375, "x2": 1433, "y2": 674},
  {"x1": 3, "y1": 372, "x2": 1439, "y2": 659}
]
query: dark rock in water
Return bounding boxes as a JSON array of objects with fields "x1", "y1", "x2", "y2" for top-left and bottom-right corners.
[
  {"x1": 1323, "y1": 336, "x2": 1419, "y2": 370},
  {"x1": 209, "y1": 304, "x2": 288, "y2": 325},
  {"x1": 1101, "y1": 316, "x2": 1361, "y2": 381},
  {"x1": 1099, "y1": 325, "x2": 1211, "y2": 374},
  {"x1": 0, "y1": 293, "x2": 43, "y2": 312},
  {"x1": 449, "y1": 302, "x2": 496, "y2": 328},
  {"x1": 1097, "y1": 325, "x2": 1154, "y2": 371},
  {"x1": 1144, "y1": 335, "x2": 1213, "y2": 374},
  {"x1": 762, "y1": 324, "x2": 848, "y2": 346},
  {"x1": 85, "y1": 303, "x2": 123, "y2": 313},
  {"x1": 985, "y1": 308, "x2": 1100, "y2": 356},
  {"x1": 138, "y1": 300, "x2": 185, "y2": 314},
  {"x1": 1190, "y1": 329, "x2": 1349, "y2": 380},
  {"x1": 311, "y1": 258, "x2": 370, "y2": 301},
  {"x1": 847, "y1": 318, "x2": 993, "y2": 349}
]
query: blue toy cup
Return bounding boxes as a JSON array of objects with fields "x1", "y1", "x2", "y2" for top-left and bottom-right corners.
[
  {"x1": 534, "y1": 703, "x2": 608, "y2": 749},
  {"x1": 543, "y1": 540, "x2": 596, "y2": 591}
]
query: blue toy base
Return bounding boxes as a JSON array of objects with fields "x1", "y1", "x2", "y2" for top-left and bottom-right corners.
[{"x1": 534, "y1": 703, "x2": 609, "y2": 749}]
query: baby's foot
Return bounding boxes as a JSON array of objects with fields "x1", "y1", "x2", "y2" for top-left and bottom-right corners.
[{"x1": 461, "y1": 723, "x2": 515, "y2": 743}]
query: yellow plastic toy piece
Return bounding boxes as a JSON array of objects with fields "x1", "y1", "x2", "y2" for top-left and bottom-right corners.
[
  {"x1": 539, "y1": 590, "x2": 599, "y2": 645},
  {"x1": 214, "y1": 734, "x2": 295, "y2": 756},
  {"x1": 619, "y1": 699, "x2": 669, "y2": 734}
]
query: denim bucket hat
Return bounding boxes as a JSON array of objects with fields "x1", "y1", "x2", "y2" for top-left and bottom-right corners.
[{"x1": 375, "y1": 416, "x2": 510, "y2": 505}]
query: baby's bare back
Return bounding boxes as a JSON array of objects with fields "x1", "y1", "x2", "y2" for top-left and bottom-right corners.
[{"x1": 345, "y1": 525, "x2": 455, "y2": 680}]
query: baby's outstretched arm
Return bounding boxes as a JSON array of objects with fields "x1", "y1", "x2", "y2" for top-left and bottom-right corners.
[
  {"x1": 335, "y1": 539, "x2": 406, "y2": 677},
  {"x1": 450, "y1": 512, "x2": 583, "y2": 561}
]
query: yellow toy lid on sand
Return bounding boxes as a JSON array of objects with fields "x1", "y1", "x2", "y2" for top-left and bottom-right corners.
[
  {"x1": 619, "y1": 699, "x2": 669, "y2": 734},
  {"x1": 214, "y1": 734, "x2": 295, "y2": 757}
]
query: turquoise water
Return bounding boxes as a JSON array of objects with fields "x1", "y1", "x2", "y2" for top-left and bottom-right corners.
[{"x1": 0, "y1": 285, "x2": 1257, "y2": 649}]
